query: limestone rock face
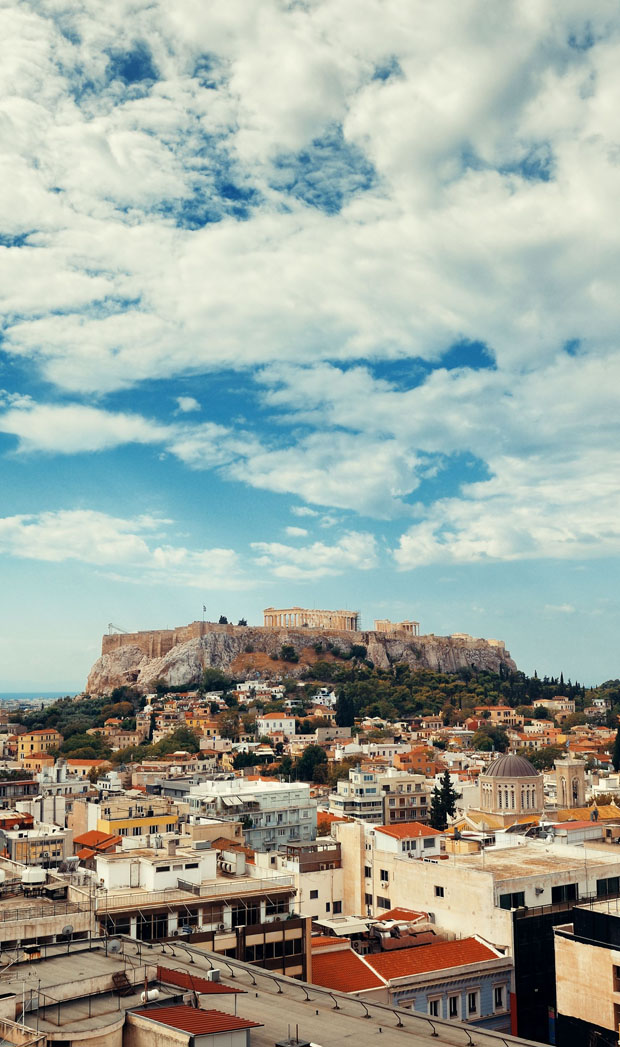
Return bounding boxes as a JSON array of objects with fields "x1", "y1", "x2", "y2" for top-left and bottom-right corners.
[{"x1": 86, "y1": 624, "x2": 517, "y2": 695}]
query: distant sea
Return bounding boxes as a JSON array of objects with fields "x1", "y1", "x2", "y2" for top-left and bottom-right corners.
[{"x1": 0, "y1": 692, "x2": 78, "y2": 701}]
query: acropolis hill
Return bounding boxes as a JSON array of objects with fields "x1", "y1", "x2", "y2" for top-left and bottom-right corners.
[{"x1": 86, "y1": 609, "x2": 517, "y2": 695}]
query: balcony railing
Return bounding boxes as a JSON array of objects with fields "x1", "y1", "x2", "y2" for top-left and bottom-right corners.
[{"x1": 98, "y1": 874, "x2": 295, "y2": 911}]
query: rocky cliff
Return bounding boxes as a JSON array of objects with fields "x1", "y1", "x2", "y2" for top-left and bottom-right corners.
[{"x1": 86, "y1": 625, "x2": 517, "y2": 695}]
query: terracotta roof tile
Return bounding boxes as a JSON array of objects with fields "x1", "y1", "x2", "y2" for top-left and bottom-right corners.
[
  {"x1": 131, "y1": 1006, "x2": 262, "y2": 1034},
  {"x1": 375, "y1": 822, "x2": 442, "y2": 839},
  {"x1": 156, "y1": 966, "x2": 243, "y2": 994},
  {"x1": 376, "y1": 908, "x2": 427, "y2": 923},
  {"x1": 310, "y1": 949, "x2": 385, "y2": 993},
  {"x1": 366, "y1": 937, "x2": 499, "y2": 980}
]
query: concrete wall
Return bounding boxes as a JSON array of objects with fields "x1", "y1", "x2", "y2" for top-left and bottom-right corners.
[{"x1": 555, "y1": 931, "x2": 620, "y2": 1033}]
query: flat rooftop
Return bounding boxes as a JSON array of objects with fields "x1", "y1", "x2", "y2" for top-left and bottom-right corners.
[{"x1": 436, "y1": 842, "x2": 620, "y2": 882}]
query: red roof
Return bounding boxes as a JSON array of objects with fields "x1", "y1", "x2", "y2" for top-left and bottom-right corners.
[
  {"x1": 375, "y1": 822, "x2": 442, "y2": 839},
  {"x1": 157, "y1": 966, "x2": 243, "y2": 994},
  {"x1": 376, "y1": 907, "x2": 427, "y2": 923},
  {"x1": 311, "y1": 936, "x2": 347, "y2": 950},
  {"x1": 366, "y1": 937, "x2": 500, "y2": 980},
  {"x1": 74, "y1": 830, "x2": 122, "y2": 850},
  {"x1": 259, "y1": 712, "x2": 294, "y2": 720},
  {"x1": 311, "y1": 949, "x2": 385, "y2": 993},
  {"x1": 131, "y1": 1006, "x2": 262, "y2": 1034}
]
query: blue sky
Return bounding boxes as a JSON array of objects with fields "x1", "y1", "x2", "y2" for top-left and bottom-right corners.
[{"x1": 1, "y1": 0, "x2": 620, "y2": 689}]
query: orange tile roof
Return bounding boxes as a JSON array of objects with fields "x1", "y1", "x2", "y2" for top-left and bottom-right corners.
[
  {"x1": 156, "y1": 966, "x2": 243, "y2": 994},
  {"x1": 311, "y1": 936, "x2": 347, "y2": 950},
  {"x1": 377, "y1": 908, "x2": 427, "y2": 923},
  {"x1": 74, "y1": 830, "x2": 122, "y2": 850},
  {"x1": 311, "y1": 948, "x2": 385, "y2": 993},
  {"x1": 375, "y1": 822, "x2": 442, "y2": 839},
  {"x1": 366, "y1": 937, "x2": 499, "y2": 980},
  {"x1": 132, "y1": 1006, "x2": 262, "y2": 1034}
]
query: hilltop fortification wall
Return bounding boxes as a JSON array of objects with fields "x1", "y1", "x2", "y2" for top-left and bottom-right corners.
[{"x1": 89, "y1": 620, "x2": 517, "y2": 695}]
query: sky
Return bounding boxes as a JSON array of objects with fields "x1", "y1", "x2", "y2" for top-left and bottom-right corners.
[{"x1": 1, "y1": 0, "x2": 620, "y2": 690}]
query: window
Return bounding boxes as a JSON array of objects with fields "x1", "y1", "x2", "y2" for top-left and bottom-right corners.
[
  {"x1": 499, "y1": 891, "x2": 525, "y2": 910},
  {"x1": 434, "y1": 885, "x2": 444, "y2": 898},
  {"x1": 423, "y1": 838, "x2": 435, "y2": 849},
  {"x1": 468, "y1": 992, "x2": 478, "y2": 1015},
  {"x1": 310, "y1": 889, "x2": 319, "y2": 900},
  {"x1": 448, "y1": 995, "x2": 459, "y2": 1018},
  {"x1": 364, "y1": 866, "x2": 372, "y2": 878},
  {"x1": 376, "y1": 896, "x2": 390, "y2": 909},
  {"x1": 132, "y1": 826, "x2": 141, "y2": 836},
  {"x1": 494, "y1": 986, "x2": 504, "y2": 1011},
  {"x1": 333, "y1": 901, "x2": 342, "y2": 914},
  {"x1": 380, "y1": 869, "x2": 389, "y2": 882},
  {"x1": 325, "y1": 902, "x2": 330, "y2": 912},
  {"x1": 428, "y1": 998, "x2": 440, "y2": 1017},
  {"x1": 597, "y1": 876, "x2": 620, "y2": 898},
  {"x1": 364, "y1": 893, "x2": 373, "y2": 907},
  {"x1": 551, "y1": 883, "x2": 577, "y2": 904}
]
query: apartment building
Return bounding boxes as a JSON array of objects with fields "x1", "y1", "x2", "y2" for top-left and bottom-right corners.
[
  {"x1": 328, "y1": 767, "x2": 384, "y2": 823},
  {"x1": 17, "y1": 728, "x2": 63, "y2": 763},
  {"x1": 69, "y1": 795, "x2": 179, "y2": 839},
  {"x1": 254, "y1": 839, "x2": 344, "y2": 922},
  {"x1": 187, "y1": 777, "x2": 317, "y2": 851},
  {"x1": 333, "y1": 820, "x2": 620, "y2": 1042}
]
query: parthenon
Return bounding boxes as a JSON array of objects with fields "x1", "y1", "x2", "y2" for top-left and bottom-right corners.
[{"x1": 263, "y1": 606, "x2": 360, "y2": 631}]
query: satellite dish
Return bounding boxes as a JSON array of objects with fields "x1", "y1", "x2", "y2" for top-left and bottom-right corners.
[
  {"x1": 62, "y1": 925, "x2": 74, "y2": 936},
  {"x1": 108, "y1": 940, "x2": 121, "y2": 954}
]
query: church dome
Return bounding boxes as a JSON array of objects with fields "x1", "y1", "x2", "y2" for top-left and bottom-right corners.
[{"x1": 483, "y1": 753, "x2": 540, "y2": 778}]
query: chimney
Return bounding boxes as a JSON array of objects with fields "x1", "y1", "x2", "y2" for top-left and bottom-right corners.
[{"x1": 167, "y1": 838, "x2": 177, "y2": 857}]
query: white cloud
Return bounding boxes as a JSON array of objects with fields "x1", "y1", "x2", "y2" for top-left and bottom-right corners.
[
  {"x1": 0, "y1": 402, "x2": 172, "y2": 454},
  {"x1": 175, "y1": 396, "x2": 201, "y2": 413},
  {"x1": 285, "y1": 526, "x2": 308, "y2": 537},
  {"x1": 544, "y1": 604, "x2": 576, "y2": 614},
  {"x1": 252, "y1": 531, "x2": 378, "y2": 579},
  {"x1": 0, "y1": 509, "x2": 244, "y2": 588},
  {"x1": 291, "y1": 506, "x2": 319, "y2": 518}
]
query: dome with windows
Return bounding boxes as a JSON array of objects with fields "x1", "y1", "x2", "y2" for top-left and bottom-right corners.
[
  {"x1": 483, "y1": 754, "x2": 540, "y2": 778},
  {"x1": 478, "y1": 752, "x2": 544, "y2": 822}
]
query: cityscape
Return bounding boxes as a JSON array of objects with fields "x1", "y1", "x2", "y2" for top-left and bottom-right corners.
[{"x1": 1, "y1": 2, "x2": 619, "y2": 1047}]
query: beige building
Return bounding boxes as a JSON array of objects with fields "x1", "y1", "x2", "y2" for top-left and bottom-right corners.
[
  {"x1": 551, "y1": 754, "x2": 587, "y2": 809},
  {"x1": 555, "y1": 901, "x2": 620, "y2": 1043},
  {"x1": 477, "y1": 753, "x2": 544, "y2": 826}
]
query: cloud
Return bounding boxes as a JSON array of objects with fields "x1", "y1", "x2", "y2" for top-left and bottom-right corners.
[
  {"x1": 395, "y1": 450, "x2": 620, "y2": 567},
  {"x1": 175, "y1": 396, "x2": 201, "y2": 413},
  {"x1": 291, "y1": 506, "x2": 319, "y2": 518},
  {"x1": 544, "y1": 604, "x2": 576, "y2": 614},
  {"x1": 285, "y1": 526, "x2": 308, "y2": 537},
  {"x1": 0, "y1": 509, "x2": 244, "y2": 588},
  {"x1": 251, "y1": 531, "x2": 378, "y2": 579},
  {"x1": 0, "y1": 401, "x2": 172, "y2": 454},
  {"x1": 2, "y1": 0, "x2": 620, "y2": 399}
]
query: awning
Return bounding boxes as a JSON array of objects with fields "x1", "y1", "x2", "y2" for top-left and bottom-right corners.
[{"x1": 221, "y1": 796, "x2": 243, "y2": 807}]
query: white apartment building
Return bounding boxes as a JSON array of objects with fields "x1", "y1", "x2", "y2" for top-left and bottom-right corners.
[
  {"x1": 254, "y1": 838, "x2": 344, "y2": 922},
  {"x1": 256, "y1": 713, "x2": 297, "y2": 737},
  {"x1": 328, "y1": 767, "x2": 384, "y2": 823},
  {"x1": 187, "y1": 777, "x2": 317, "y2": 851}
]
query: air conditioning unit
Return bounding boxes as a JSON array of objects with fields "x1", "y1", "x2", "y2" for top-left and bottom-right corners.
[
  {"x1": 216, "y1": 923, "x2": 225, "y2": 932},
  {"x1": 206, "y1": 969, "x2": 221, "y2": 982}
]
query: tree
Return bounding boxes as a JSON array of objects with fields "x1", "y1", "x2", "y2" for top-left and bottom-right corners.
[
  {"x1": 518, "y1": 746, "x2": 564, "y2": 771},
  {"x1": 335, "y1": 690, "x2": 355, "y2": 727},
  {"x1": 296, "y1": 745, "x2": 328, "y2": 782},
  {"x1": 237, "y1": 618, "x2": 248, "y2": 626},
  {"x1": 218, "y1": 615, "x2": 228, "y2": 625},
  {"x1": 429, "y1": 770, "x2": 461, "y2": 830},
  {"x1": 613, "y1": 728, "x2": 620, "y2": 772}
]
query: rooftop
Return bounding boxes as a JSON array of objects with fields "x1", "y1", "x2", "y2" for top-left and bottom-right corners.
[{"x1": 311, "y1": 948, "x2": 385, "y2": 993}]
